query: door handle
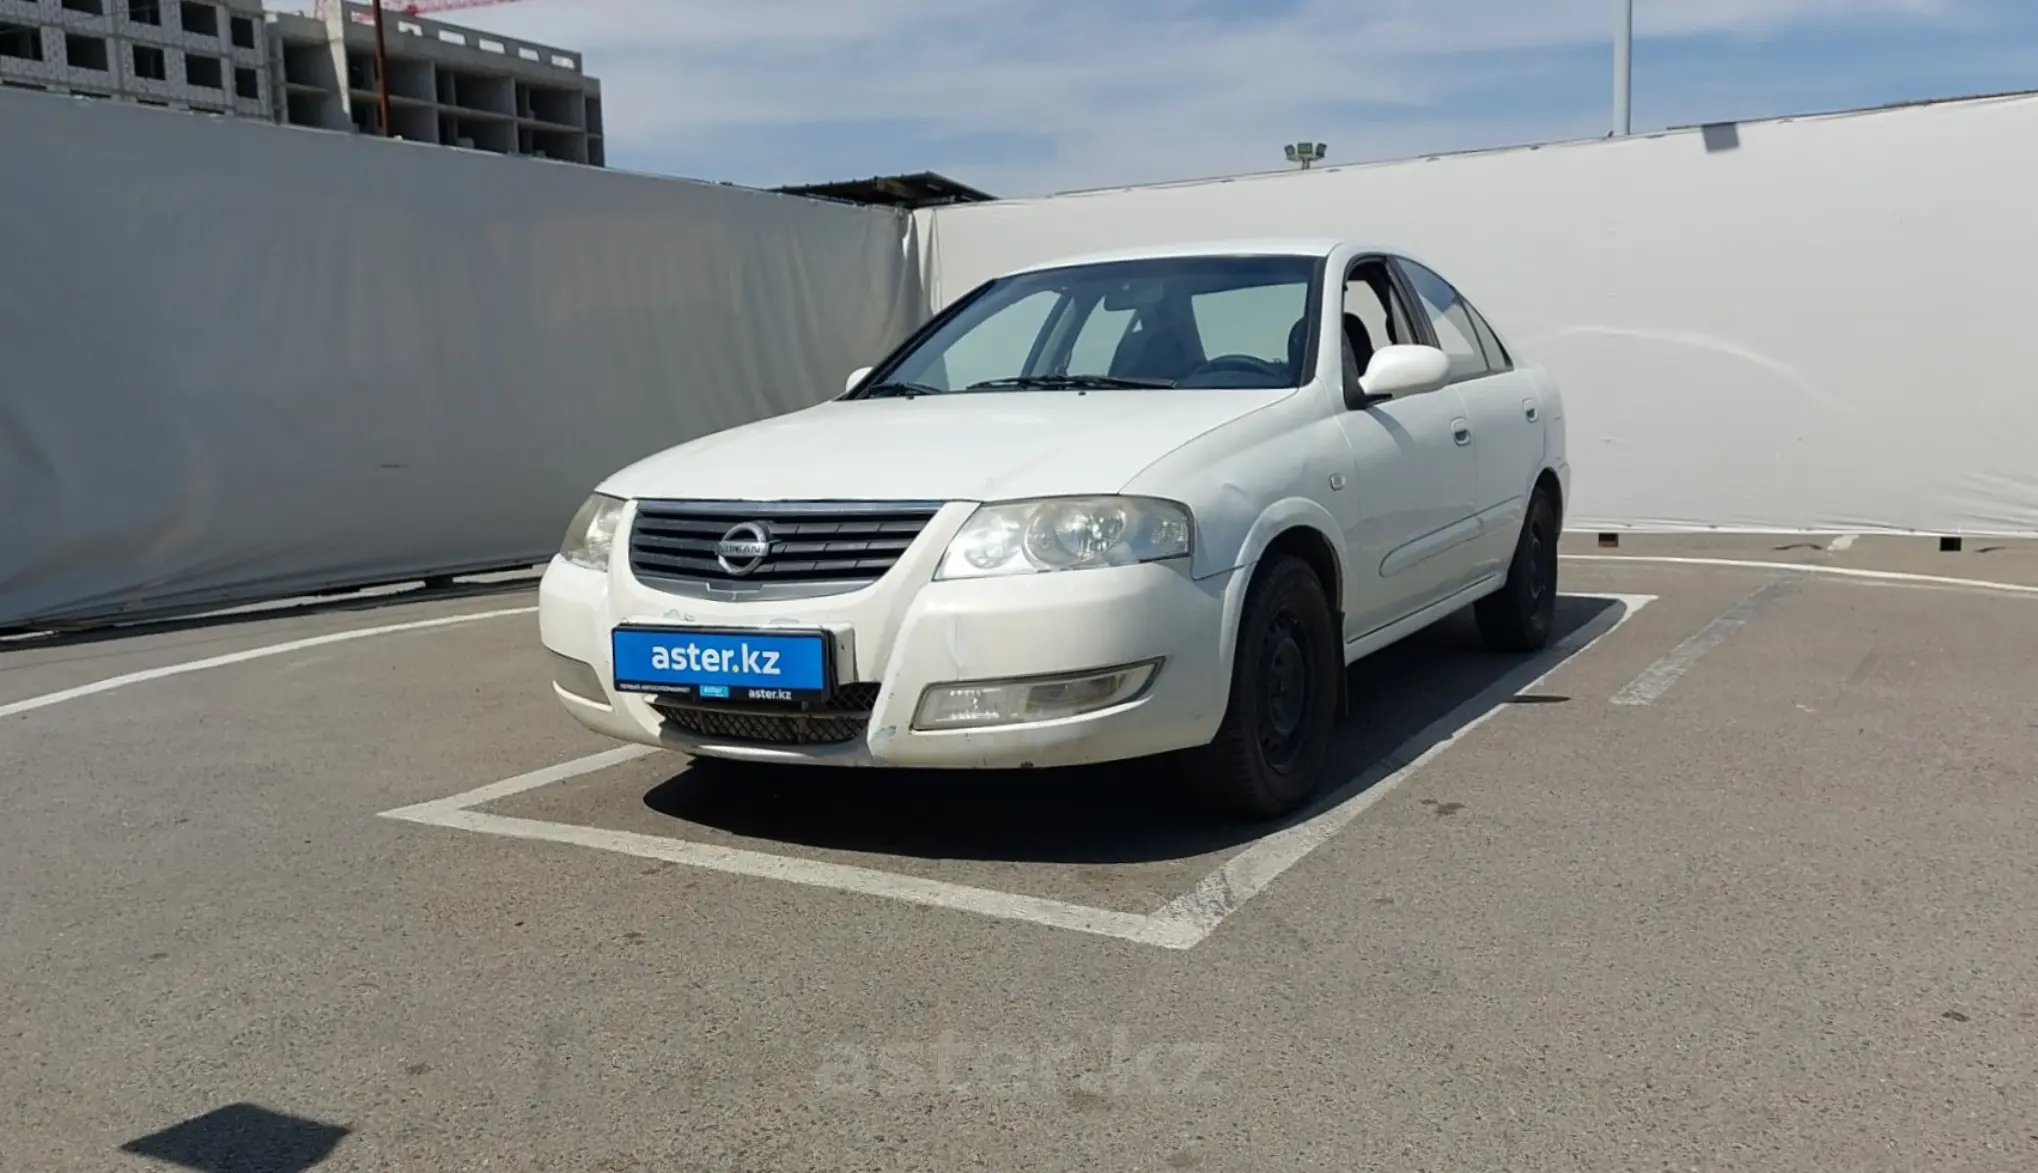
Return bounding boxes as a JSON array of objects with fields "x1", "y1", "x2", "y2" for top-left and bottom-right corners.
[
  {"x1": 1452, "y1": 420, "x2": 1472, "y2": 446},
  {"x1": 1523, "y1": 399, "x2": 1539, "y2": 423}
]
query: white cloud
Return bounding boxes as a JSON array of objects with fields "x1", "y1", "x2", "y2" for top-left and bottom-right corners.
[{"x1": 285, "y1": 0, "x2": 1974, "y2": 194}]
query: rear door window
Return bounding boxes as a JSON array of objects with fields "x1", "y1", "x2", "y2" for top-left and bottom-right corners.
[{"x1": 1397, "y1": 259, "x2": 1495, "y2": 383}]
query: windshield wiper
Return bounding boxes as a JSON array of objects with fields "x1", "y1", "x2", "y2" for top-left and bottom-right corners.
[
  {"x1": 965, "y1": 374, "x2": 1176, "y2": 391},
  {"x1": 859, "y1": 380, "x2": 947, "y2": 399}
]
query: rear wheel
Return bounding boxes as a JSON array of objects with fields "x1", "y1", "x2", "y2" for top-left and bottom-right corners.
[
  {"x1": 1474, "y1": 484, "x2": 1560, "y2": 653},
  {"x1": 1185, "y1": 553, "x2": 1343, "y2": 821}
]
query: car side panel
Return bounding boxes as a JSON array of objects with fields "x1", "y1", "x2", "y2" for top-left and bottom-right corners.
[
  {"x1": 1457, "y1": 367, "x2": 1548, "y2": 578},
  {"x1": 1384, "y1": 252, "x2": 1546, "y2": 586},
  {"x1": 1537, "y1": 365, "x2": 1569, "y2": 493},
  {"x1": 1333, "y1": 385, "x2": 1482, "y2": 634}
]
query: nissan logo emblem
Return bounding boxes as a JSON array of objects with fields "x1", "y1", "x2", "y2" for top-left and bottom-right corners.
[{"x1": 714, "y1": 521, "x2": 771, "y2": 576}]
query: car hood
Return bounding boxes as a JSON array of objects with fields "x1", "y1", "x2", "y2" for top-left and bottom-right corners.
[{"x1": 598, "y1": 389, "x2": 1293, "y2": 503}]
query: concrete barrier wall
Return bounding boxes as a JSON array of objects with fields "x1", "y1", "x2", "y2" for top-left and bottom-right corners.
[
  {"x1": 917, "y1": 94, "x2": 2038, "y2": 537},
  {"x1": 0, "y1": 91, "x2": 923, "y2": 628}
]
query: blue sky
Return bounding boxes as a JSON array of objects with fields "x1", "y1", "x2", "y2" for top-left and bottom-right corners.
[{"x1": 300, "y1": 0, "x2": 2038, "y2": 196}]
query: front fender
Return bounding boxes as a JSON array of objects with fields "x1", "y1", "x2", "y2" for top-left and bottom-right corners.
[
  {"x1": 1215, "y1": 496, "x2": 1349, "y2": 583},
  {"x1": 1200, "y1": 496, "x2": 1350, "y2": 691}
]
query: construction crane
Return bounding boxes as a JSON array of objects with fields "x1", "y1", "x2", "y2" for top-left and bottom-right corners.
[{"x1": 314, "y1": 0, "x2": 529, "y2": 137}]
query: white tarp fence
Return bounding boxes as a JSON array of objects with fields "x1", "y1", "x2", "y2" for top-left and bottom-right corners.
[
  {"x1": 915, "y1": 94, "x2": 2038, "y2": 538},
  {"x1": 0, "y1": 91, "x2": 922, "y2": 629},
  {"x1": 8, "y1": 89, "x2": 2035, "y2": 631}
]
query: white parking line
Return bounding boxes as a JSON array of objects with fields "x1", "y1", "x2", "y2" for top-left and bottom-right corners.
[
  {"x1": 1149, "y1": 592, "x2": 1655, "y2": 945},
  {"x1": 379, "y1": 592, "x2": 1655, "y2": 952},
  {"x1": 1610, "y1": 573, "x2": 1800, "y2": 706},
  {"x1": 380, "y1": 743, "x2": 1186, "y2": 947},
  {"x1": 0, "y1": 605, "x2": 538, "y2": 720},
  {"x1": 1562, "y1": 554, "x2": 2038, "y2": 597},
  {"x1": 380, "y1": 744, "x2": 661, "y2": 821}
]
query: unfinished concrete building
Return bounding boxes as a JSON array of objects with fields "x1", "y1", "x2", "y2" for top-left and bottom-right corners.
[
  {"x1": 0, "y1": 0, "x2": 271, "y2": 118},
  {"x1": 268, "y1": 0, "x2": 601, "y2": 165}
]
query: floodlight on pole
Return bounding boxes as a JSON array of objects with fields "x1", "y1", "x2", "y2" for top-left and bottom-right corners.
[
  {"x1": 1283, "y1": 142, "x2": 1328, "y2": 170},
  {"x1": 1612, "y1": 0, "x2": 1633, "y2": 136}
]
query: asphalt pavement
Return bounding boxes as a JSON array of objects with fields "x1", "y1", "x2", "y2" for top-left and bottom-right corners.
[{"x1": 3, "y1": 536, "x2": 2035, "y2": 1172}]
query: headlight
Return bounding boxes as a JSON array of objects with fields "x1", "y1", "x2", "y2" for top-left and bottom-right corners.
[
  {"x1": 934, "y1": 496, "x2": 1191, "y2": 580},
  {"x1": 559, "y1": 492, "x2": 627, "y2": 571}
]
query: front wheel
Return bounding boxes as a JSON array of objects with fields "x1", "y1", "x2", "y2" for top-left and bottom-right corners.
[
  {"x1": 1474, "y1": 485, "x2": 1560, "y2": 653},
  {"x1": 1184, "y1": 553, "x2": 1343, "y2": 821}
]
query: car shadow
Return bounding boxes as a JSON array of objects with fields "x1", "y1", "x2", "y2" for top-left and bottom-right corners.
[{"x1": 639, "y1": 595, "x2": 1622, "y2": 865}]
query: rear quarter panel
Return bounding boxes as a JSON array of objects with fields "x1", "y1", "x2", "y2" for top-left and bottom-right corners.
[{"x1": 1529, "y1": 364, "x2": 1567, "y2": 501}]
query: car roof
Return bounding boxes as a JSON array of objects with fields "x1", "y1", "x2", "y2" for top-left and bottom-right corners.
[{"x1": 1001, "y1": 237, "x2": 1377, "y2": 275}]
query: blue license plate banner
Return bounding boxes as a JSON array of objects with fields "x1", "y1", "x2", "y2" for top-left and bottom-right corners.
[{"x1": 610, "y1": 627, "x2": 829, "y2": 700}]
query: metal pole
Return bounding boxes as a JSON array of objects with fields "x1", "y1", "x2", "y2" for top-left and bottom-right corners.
[
  {"x1": 372, "y1": 0, "x2": 392, "y2": 136},
  {"x1": 1613, "y1": 0, "x2": 1632, "y2": 136}
]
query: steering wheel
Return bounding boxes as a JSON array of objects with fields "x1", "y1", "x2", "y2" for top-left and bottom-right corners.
[{"x1": 1185, "y1": 353, "x2": 1290, "y2": 382}]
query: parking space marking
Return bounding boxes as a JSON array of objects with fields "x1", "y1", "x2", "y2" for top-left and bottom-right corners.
[
  {"x1": 379, "y1": 593, "x2": 1654, "y2": 952},
  {"x1": 1563, "y1": 554, "x2": 2038, "y2": 598},
  {"x1": 408, "y1": 806, "x2": 1186, "y2": 947},
  {"x1": 379, "y1": 744, "x2": 661, "y2": 822},
  {"x1": 1151, "y1": 592, "x2": 1655, "y2": 945},
  {"x1": 381, "y1": 745, "x2": 1190, "y2": 949},
  {"x1": 1611, "y1": 572, "x2": 1801, "y2": 707},
  {"x1": 0, "y1": 605, "x2": 539, "y2": 720}
]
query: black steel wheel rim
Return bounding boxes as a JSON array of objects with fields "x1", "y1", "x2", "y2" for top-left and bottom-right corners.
[
  {"x1": 1526, "y1": 514, "x2": 1551, "y2": 608},
  {"x1": 1258, "y1": 610, "x2": 1313, "y2": 769}
]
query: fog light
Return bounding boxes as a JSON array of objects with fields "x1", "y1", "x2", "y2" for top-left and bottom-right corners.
[
  {"x1": 912, "y1": 661, "x2": 1161, "y2": 731},
  {"x1": 549, "y1": 649, "x2": 609, "y2": 705}
]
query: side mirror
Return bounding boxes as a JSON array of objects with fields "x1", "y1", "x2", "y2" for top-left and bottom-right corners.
[
  {"x1": 1353, "y1": 345, "x2": 1450, "y2": 405},
  {"x1": 845, "y1": 366, "x2": 873, "y2": 394}
]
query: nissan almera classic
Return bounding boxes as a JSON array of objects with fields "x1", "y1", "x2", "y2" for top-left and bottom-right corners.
[{"x1": 539, "y1": 238, "x2": 1569, "y2": 820}]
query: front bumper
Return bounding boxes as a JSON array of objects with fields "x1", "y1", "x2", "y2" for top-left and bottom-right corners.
[{"x1": 537, "y1": 516, "x2": 1235, "y2": 769}]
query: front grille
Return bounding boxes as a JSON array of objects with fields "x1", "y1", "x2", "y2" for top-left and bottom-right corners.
[
  {"x1": 629, "y1": 500, "x2": 942, "y2": 590},
  {"x1": 651, "y1": 682, "x2": 881, "y2": 747}
]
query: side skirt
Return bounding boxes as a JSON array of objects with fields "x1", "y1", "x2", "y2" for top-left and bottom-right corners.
[{"x1": 1342, "y1": 574, "x2": 1506, "y2": 665}]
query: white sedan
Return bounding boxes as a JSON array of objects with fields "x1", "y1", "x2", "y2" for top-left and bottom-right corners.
[{"x1": 539, "y1": 238, "x2": 1569, "y2": 819}]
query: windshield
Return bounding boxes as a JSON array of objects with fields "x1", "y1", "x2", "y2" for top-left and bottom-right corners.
[{"x1": 855, "y1": 254, "x2": 1325, "y2": 396}]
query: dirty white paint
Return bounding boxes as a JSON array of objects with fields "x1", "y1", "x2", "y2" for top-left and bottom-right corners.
[{"x1": 1609, "y1": 574, "x2": 1799, "y2": 707}]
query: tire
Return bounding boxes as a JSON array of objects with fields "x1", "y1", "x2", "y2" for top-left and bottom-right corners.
[
  {"x1": 1474, "y1": 484, "x2": 1560, "y2": 653},
  {"x1": 1185, "y1": 553, "x2": 1343, "y2": 821}
]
